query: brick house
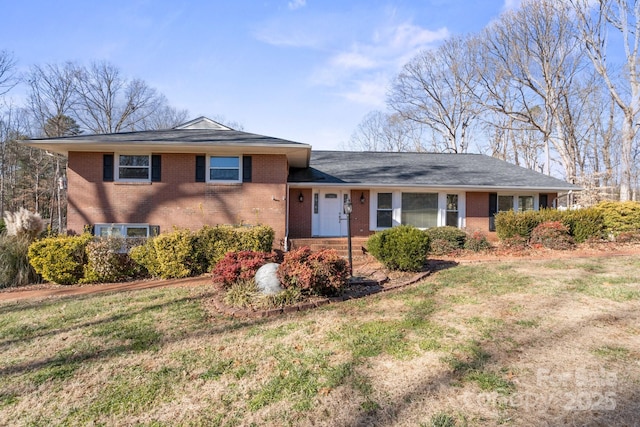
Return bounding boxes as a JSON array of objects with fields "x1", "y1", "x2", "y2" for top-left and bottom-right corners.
[{"x1": 25, "y1": 117, "x2": 578, "y2": 249}]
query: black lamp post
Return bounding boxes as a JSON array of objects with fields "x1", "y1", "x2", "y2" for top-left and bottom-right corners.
[{"x1": 343, "y1": 197, "x2": 353, "y2": 276}]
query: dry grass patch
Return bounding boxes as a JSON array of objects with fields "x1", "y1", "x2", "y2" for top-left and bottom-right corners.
[{"x1": 1, "y1": 255, "x2": 639, "y2": 425}]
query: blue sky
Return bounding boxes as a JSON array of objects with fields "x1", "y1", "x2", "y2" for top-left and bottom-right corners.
[{"x1": 3, "y1": 0, "x2": 519, "y2": 149}]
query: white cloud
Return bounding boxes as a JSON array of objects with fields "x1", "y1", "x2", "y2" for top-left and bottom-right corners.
[
  {"x1": 502, "y1": 0, "x2": 521, "y2": 11},
  {"x1": 341, "y1": 74, "x2": 389, "y2": 107},
  {"x1": 288, "y1": 0, "x2": 306, "y2": 11},
  {"x1": 313, "y1": 20, "x2": 449, "y2": 107}
]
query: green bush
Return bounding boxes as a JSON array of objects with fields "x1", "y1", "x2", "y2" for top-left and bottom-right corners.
[
  {"x1": 0, "y1": 219, "x2": 5, "y2": 234},
  {"x1": 530, "y1": 221, "x2": 575, "y2": 250},
  {"x1": 194, "y1": 225, "x2": 274, "y2": 272},
  {"x1": 367, "y1": 225, "x2": 430, "y2": 272},
  {"x1": 277, "y1": 247, "x2": 349, "y2": 296},
  {"x1": 129, "y1": 224, "x2": 275, "y2": 280},
  {"x1": 495, "y1": 208, "x2": 605, "y2": 243},
  {"x1": 426, "y1": 226, "x2": 466, "y2": 255},
  {"x1": 0, "y1": 234, "x2": 41, "y2": 288},
  {"x1": 82, "y1": 237, "x2": 141, "y2": 283},
  {"x1": 563, "y1": 208, "x2": 605, "y2": 243},
  {"x1": 129, "y1": 239, "x2": 160, "y2": 277},
  {"x1": 495, "y1": 210, "x2": 542, "y2": 240},
  {"x1": 147, "y1": 229, "x2": 197, "y2": 279},
  {"x1": 595, "y1": 201, "x2": 640, "y2": 236},
  {"x1": 28, "y1": 234, "x2": 92, "y2": 285}
]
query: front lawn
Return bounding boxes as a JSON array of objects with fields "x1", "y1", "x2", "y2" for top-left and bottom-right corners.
[{"x1": 1, "y1": 255, "x2": 639, "y2": 426}]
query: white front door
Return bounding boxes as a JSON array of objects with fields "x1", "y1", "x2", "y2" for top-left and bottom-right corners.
[{"x1": 317, "y1": 190, "x2": 349, "y2": 236}]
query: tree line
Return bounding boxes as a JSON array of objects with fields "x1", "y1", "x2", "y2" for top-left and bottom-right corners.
[
  {"x1": 0, "y1": 58, "x2": 191, "y2": 232},
  {"x1": 349, "y1": 0, "x2": 640, "y2": 203}
]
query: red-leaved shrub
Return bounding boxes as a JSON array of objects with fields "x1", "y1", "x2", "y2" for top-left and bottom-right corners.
[
  {"x1": 530, "y1": 221, "x2": 575, "y2": 250},
  {"x1": 211, "y1": 251, "x2": 276, "y2": 289},
  {"x1": 277, "y1": 247, "x2": 349, "y2": 296}
]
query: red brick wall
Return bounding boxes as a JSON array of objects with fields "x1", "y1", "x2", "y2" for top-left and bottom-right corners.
[
  {"x1": 349, "y1": 189, "x2": 371, "y2": 237},
  {"x1": 465, "y1": 191, "x2": 495, "y2": 239},
  {"x1": 288, "y1": 188, "x2": 312, "y2": 238},
  {"x1": 67, "y1": 152, "x2": 289, "y2": 249}
]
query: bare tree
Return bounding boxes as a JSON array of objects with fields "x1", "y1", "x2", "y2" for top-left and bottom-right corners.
[
  {"x1": 388, "y1": 35, "x2": 480, "y2": 153},
  {"x1": 73, "y1": 61, "x2": 166, "y2": 133},
  {"x1": 0, "y1": 51, "x2": 17, "y2": 97},
  {"x1": 347, "y1": 111, "x2": 425, "y2": 152},
  {"x1": 477, "y1": 0, "x2": 585, "y2": 182},
  {"x1": 569, "y1": 0, "x2": 640, "y2": 200}
]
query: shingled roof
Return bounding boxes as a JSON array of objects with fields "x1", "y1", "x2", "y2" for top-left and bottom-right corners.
[
  {"x1": 289, "y1": 151, "x2": 578, "y2": 191},
  {"x1": 22, "y1": 117, "x2": 311, "y2": 167}
]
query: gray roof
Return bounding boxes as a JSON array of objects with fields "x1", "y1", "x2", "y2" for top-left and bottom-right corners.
[
  {"x1": 289, "y1": 151, "x2": 578, "y2": 191},
  {"x1": 22, "y1": 117, "x2": 312, "y2": 167}
]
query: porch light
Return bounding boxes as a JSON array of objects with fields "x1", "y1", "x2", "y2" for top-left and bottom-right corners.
[
  {"x1": 360, "y1": 192, "x2": 365, "y2": 204},
  {"x1": 343, "y1": 198, "x2": 353, "y2": 276},
  {"x1": 298, "y1": 192, "x2": 304, "y2": 203}
]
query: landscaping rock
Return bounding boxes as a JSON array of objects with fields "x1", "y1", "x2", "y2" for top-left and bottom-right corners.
[{"x1": 255, "y1": 263, "x2": 283, "y2": 295}]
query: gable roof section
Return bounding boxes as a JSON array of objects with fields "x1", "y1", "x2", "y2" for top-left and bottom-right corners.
[
  {"x1": 22, "y1": 117, "x2": 311, "y2": 168},
  {"x1": 289, "y1": 151, "x2": 578, "y2": 191}
]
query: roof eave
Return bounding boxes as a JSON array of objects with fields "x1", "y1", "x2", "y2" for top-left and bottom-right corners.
[{"x1": 287, "y1": 182, "x2": 581, "y2": 191}]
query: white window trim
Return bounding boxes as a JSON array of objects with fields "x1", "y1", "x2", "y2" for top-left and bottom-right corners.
[
  {"x1": 496, "y1": 193, "x2": 539, "y2": 212},
  {"x1": 115, "y1": 154, "x2": 151, "y2": 183},
  {"x1": 94, "y1": 223, "x2": 151, "y2": 238},
  {"x1": 207, "y1": 155, "x2": 242, "y2": 183},
  {"x1": 369, "y1": 190, "x2": 466, "y2": 231}
]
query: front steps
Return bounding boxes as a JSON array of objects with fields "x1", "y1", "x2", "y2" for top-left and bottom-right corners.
[{"x1": 288, "y1": 237, "x2": 369, "y2": 258}]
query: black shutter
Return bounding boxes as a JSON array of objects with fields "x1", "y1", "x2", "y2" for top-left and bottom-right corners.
[
  {"x1": 539, "y1": 194, "x2": 548, "y2": 209},
  {"x1": 195, "y1": 155, "x2": 205, "y2": 182},
  {"x1": 242, "y1": 156, "x2": 252, "y2": 182},
  {"x1": 103, "y1": 154, "x2": 114, "y2": 182},
  {"x1": 150, "y1": 225, "x2": 160, "y2": 236},
  {"x1": 488, "y1": 193, "x2": 498, "y2": 232},
  {"x1": 151, "y1": 155, "x2": 161, "y2": 182}
]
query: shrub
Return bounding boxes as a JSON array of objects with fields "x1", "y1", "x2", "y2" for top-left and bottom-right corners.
[
  {"x1": 530, "y1": 221, "x2": 575, "y2": 250},
  {"x1": 129, "y1": 239, "x2": 160, "y2": 277},
  {"x1": 429, "y1": 238, "x2": 460, "y2": 256},
  {"x1": 258, "y1": 286, "x2": 303, "y2": 309},
  {"x1": 194, "y1": 225, "x2": 275, "y2": 272},
  {"x1": 367, "y1": 225, "x2": 430, "y2": 272},
  {"x1": 495, "y1": 210, "x2": 541, "y2": 240},
  {"x1": 613, "y1": 231, "x2": 640, "y2": 243},
  {"x1": 425, "y1": 226, "x2": 467, "y2": 249},
  {"x1": 28, "y1": 234, "x2": 92, "y2": 285},
  {"x1": 277, "y1": 247, "x2": 349, "y2": 296},
  {"x1": 563, "y1": 208, "x2": 605, "y2": 243},
  {"x1": 82, "y1": 237, "x2": 141, "y2": 283},
  {"x1": 151, "y1": 229, "x2": 197, "y2": 279},
  {"x1": 0, "y1": 234, "x2": 40, "y2": 288},
  {"x1": 595, "y1": 201, "x2": 640, "y2": 236},
  {"x1": 212, "y1": 251, "x2": 276, "y2": 289},
  {"x1": 500, "y1": 235, "x2": 529, "y2": 252},
  {"x1": 464, "y1": 231, "x2": 492, "y2": 252}
]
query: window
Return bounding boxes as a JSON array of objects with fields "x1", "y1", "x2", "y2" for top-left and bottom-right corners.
[
  {"x1": 518, "y1": 195, "x2": 534, "y2": 212},
  {"x1": 446, "y1": 194, "x2": 458, "y2": 227},
  {"x1": 117, "y1": 155, "x2": 150, "y2": 181},
  {"x1": 401, "y1": 193, "x2": 438, "y2": 228},
  {"x1": 377, "y1": 193, "x2": 392, "y2": 228},
  {"x1": 209, "y1": 156, "x2": 240, "y2": 181},
  {"x1": 95, "y1": 223, "x2": 153, "y2": 238},
  {"x1": 498, "y1": 195, "x2": 514, "y2": 212}
]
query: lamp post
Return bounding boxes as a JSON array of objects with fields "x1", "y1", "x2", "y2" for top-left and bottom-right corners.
[{"x1": 343, "y1": 197, "x2": 353, "y2": 276}]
